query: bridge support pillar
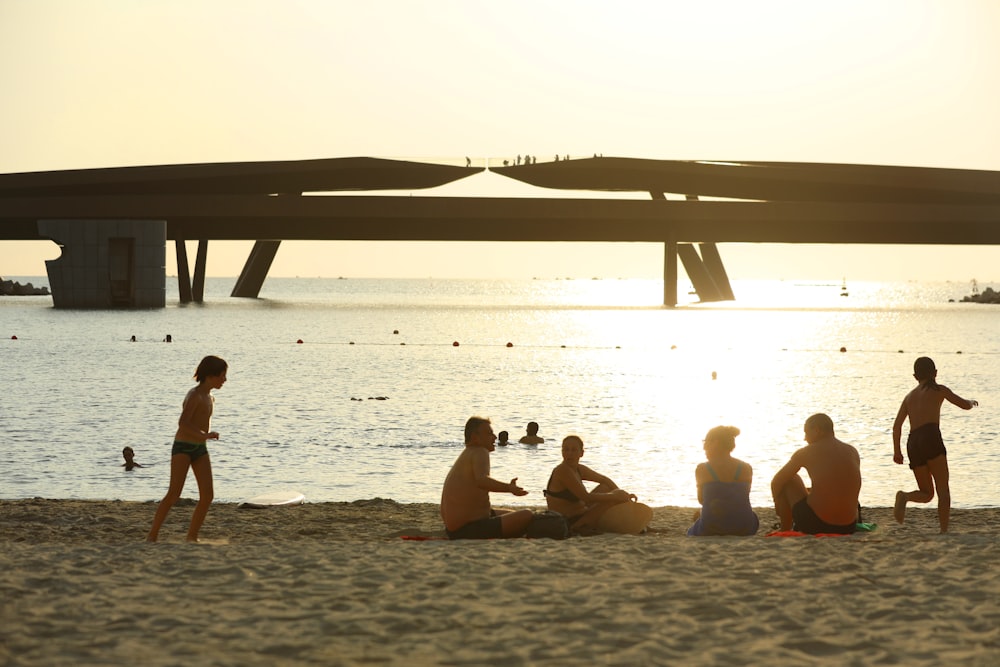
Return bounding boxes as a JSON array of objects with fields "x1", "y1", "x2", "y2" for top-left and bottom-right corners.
[
  {"x1": 231, "y1": 240, "x2": 281, "y2": 298},
  {"x1": 663, "y1": 239, "x2": 677, "y2": 307},
  {"x1": 678, "y1": 244, "x2": 724, "y2": 302},
  {"x1": 698, "y1": 242, "x2": 735, "y2": 300},
  {"x1": 192, "y1": 240, "x2": 208, "y2": 303},
  {"x1": 175, "y1": 240, "x2": 192, "y2": 303}
]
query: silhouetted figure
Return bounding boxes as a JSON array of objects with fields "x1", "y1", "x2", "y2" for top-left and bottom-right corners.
[
  {"x1": 519, "y1": 421, "x2": 544, "y2": 445},
  {"x1": 892, "y1": 356, "x2": 978, "y2": 533},
  {"x1": 440, "y1": 417, "x2": 532, "y2": 540},
  {"x1": 122, "y1": 446, "x2": 143, "y2": 471}
]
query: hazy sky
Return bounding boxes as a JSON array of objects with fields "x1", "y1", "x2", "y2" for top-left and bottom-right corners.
[{"x1": 2, "y1": 1, "x2": 999, "y2": 282}]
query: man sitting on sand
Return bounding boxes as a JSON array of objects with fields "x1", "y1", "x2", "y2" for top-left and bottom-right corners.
[
  {"x1": 440, "y1": 417, "x2": 534, "y2": 540},
  {"x1": 771, "y1": 413, "x2": 861, "y2": 535}
]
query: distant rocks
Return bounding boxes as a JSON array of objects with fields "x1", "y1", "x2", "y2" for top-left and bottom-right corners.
[
  {"x1": 1, "y1": 277, "x2": 50, "y2": 296},
  {"x1": 960, "y1": 286, "x2": 1000, "y2": 304}
]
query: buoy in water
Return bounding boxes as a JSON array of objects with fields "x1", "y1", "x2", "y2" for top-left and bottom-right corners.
[
  {"x1": 506, "y1": 342, "x2": 513, "y2": 347},
  {"x1": 296, "y1": 339, "x2": 303, "y2": 344},
  {"x1": 453, "y1": 341, "x2": 460, "y2": 347}
]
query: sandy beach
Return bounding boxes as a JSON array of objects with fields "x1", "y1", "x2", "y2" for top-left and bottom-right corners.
[{"x1": 2, "y1": 499, "x2": 998, "y2": 666}]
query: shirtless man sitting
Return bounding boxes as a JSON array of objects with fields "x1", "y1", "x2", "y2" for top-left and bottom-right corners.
[
  {"x1": 440, "y1": 417, "x2": 533, "y2": 540},
  {"x1": 771, "y1": 413, "x2": 861, "y2": 535}
]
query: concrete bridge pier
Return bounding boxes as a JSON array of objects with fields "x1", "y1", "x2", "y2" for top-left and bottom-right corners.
[
  {"x1": 231, "y1": 240, "x2": 281, "y2": 298},
  {"x1": 38, "y1": 219, "x2": 166, "y2": 308},
  {"x1": 193, "y1": 240, "x2": 208, "y2": 302},
  {"x1": 698, "y1": 241, "x2": 735, "y2": 300},
  {"x1": 663, "y1": 238, "x2": 678, "y2": 307},
  {"x1": 654, "y1": 193, "x2": 735, "y2": 306},
  {"x1": 173, "y1": 239, "x2": 209, "y2": 303},
  {"x1": 175, "y1": 240, "x2": 192, "y2": 303}
]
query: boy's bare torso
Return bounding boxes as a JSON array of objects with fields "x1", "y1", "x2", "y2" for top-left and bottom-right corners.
[{"x1": 175, "y1": 387, "x2": 215, "y2": 443}]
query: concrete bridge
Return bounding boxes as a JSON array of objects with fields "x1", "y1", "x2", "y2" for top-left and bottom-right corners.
[{"x1": 2, "y1": 156, "x2": 1000, "y2": 307}]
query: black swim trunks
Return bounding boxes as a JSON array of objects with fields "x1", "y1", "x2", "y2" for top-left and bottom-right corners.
[
  {"x1": 906, "y1": 423, "x2": 947, "y2": 469},
  {"x1": 171, "y1": 440, "x2": 209, "y2": 462},
  {"x1": 792, "y1": 498, "x2": 856, "y2": 535},
  {"x1": 446, "y1": 512, "x2": 503, "y2": 540}
]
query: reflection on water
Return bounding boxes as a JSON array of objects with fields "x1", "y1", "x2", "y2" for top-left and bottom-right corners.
[{"x1": 1, "y1": 277, "x2": 996, "y2": 508}]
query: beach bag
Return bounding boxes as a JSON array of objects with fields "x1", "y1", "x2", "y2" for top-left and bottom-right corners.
[{"x1": 525, "y1": 510, "x2": 570, "y2": 540}]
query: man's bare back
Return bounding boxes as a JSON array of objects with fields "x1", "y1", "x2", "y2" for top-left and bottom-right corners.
[
  {"x1": 771, "y1": 413, "x2": 861, "y2": 531},
  {"x1": 791, "y1": 435, "x2": 861, "y2": 525}
]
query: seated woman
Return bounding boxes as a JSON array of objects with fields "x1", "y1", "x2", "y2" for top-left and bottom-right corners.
[
  {"x1": 544, "y1": 435, "x2": 652, "y2": 535},
  {"x1": 687, "y1": 425, "x2": 759, "y2": 536}
]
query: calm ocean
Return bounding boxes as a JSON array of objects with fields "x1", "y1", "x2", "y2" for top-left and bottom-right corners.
[{"x1": 2, "y1": 276, "x2": 997, "y2": 509}]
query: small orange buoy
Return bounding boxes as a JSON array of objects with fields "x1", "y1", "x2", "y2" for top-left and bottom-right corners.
[
  {"x1": 839, "y1": 347, "x2": 847, "y2": 353},
  {"x1": 506, "y1": 342, "x2": 513, "y2": 347},
  {"x1": 453, "y1": 341, "x2": 460, "y2": 347},
  {"x1": 296, "y1": 339, "x2": 303, "y2": 344},
  {"x1": 11, "y1": 335, "x2": 17, "y2": 340}
]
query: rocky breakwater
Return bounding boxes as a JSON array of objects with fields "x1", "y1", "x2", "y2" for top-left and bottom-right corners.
[
  {"x1": 1, "y1": 277, "x2": 50, "y2": 296},
  {"x1": 960, "y1": 285, "x2": 1000, "y2": 304}
]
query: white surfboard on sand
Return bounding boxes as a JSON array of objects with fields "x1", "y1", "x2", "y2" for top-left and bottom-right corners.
[{"x1": 238, "y1": 490, "x2": 306, "y2": 509}]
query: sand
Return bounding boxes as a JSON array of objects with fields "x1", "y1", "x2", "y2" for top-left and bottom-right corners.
[{"x1": 1, "y1": 499, "x2": 998, "y2": 666}]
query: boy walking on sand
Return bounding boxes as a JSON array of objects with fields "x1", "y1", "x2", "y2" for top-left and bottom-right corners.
[
  {"x1": 147, "y1": 355, "x2": 228, "y2": 542},
  {"x1": 893, "y1": 356, "x2": 977, "y2": 533}
]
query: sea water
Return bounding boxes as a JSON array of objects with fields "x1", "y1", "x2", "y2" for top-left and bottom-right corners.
[{"x1": 1, "y1": 277, "x2": 997, "y2": 509}]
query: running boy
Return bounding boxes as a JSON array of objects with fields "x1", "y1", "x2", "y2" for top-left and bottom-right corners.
[
  {"x1": 892, "y1": 356, "x2": 977, "y2": 533},
  {"x1": 147, "y1": 355, "x2": 228, "y2": 542}
]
